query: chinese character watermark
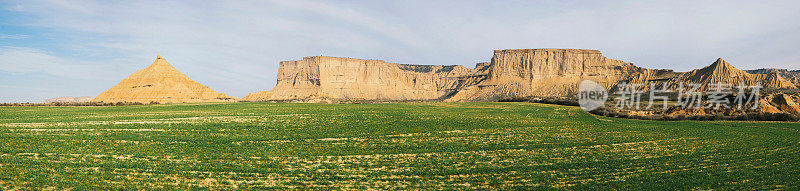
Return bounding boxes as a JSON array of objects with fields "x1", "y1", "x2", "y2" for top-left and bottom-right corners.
[{"x1": 578, "y1": 80, "x2": 761, "y2": 112}]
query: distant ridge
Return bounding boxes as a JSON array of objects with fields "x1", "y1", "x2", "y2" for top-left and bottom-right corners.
[
  {"x1": 747, "y1": 68, "x2": 800, "y2": 86},
  {"x1": 244, "y1": 49, "x2": 798, "y2": 102},
  {"x1": 44, "y1": 96, "x2": 93, "y2": 103},
  {"x1": 92, "y1": 55, "x2": 238, "y2": 103},
  {"x1": 656, "y1": 58, "x2": 797, "y2": 90}
]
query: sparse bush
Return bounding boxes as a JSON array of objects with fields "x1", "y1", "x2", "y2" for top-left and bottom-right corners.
[
  {"x1": 498, "y1": 96, "x2": 579, "y2": 106},
  {"x1": 589, "y1": 106, "x2": 799, "y2": 122}
]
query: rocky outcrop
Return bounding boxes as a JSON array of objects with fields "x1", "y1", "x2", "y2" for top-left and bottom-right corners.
[
  {"x1": 627, "y1": 58, "x2": 796, "y2": 91},
  {"x1": 93, "y1": 55, "x2": 238, "y2": 103},
  {"x1": 762, "y1": 93, "x2": 800, "y2": 115},
  {"x1": 447, "y1": 52, "x2": 795, "y2": 101},
  {"x1": 247, "y1": 49, "x2": 798, "y2": 102},
  {"x1": 446, "y1": 49, "x2": 647, "y2": 101},
  {"x1": 747, "y1": 69, "x2": 800, "y2": 86},
  {"x1": 243, "y1": 56, "x2": 489, "y2": 101},
  {"x1": 43, "y1": 96, "x2": 93, "y2": 103}
]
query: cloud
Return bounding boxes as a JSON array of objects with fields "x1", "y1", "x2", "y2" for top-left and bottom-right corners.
[
  {"x1": 0, "y1": 47, "x2": 121, "y2": 80},
  {"x1": 0, "y1": 47, "x2": 59, "y2": 74},
  {"x1": 1, "y1": 0, "x2": 800, "y2": 102},
  {"x1": 0, "y1": 34, "x2": 29, "y2": 39},
  {"x1": 2, "y1": 0, "x2": 434, "y2": 97}
]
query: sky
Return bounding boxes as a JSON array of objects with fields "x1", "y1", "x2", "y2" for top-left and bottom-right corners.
[{"x1": 1, "y1": 0, "x2": 799, "y2": 103}]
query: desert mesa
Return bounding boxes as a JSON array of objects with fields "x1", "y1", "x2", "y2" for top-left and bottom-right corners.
[{"x1": 87, "y1": 48, "x2": 800, "y2": 115}]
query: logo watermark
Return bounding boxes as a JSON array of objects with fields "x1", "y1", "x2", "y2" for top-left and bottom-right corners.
[
  {"x1": 578, "y1": 80, "x2": 761, "y2": 112},
  {"x1": 578, "y1": 80, "x2": 608, "y2": 112}
]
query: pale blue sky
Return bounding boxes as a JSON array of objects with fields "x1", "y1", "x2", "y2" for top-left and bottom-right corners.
[{"x1": 2, "y1": 0, "x2": 799, "y2": 102}]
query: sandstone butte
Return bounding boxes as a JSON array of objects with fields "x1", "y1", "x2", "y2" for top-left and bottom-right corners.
[
  {"x1": 243, "y1": 49, "x2": 797, "y2": 102},
  {"x1": 92, "y1": 55, "x2": 238, "y2": 103}
]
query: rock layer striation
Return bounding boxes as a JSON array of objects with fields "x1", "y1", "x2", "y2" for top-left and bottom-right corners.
[
  {"x1": 243, "y1": 56, "x2": 489, "y2": 101},
  {"x1": 747, "y1": 69, "x2": 800, "y2": 86},
  {"x1": 446, "y1": 49, "x2": 646, "y2": 101},
  {"x1": 246, "y1": 49, "x2": 797, "y2": 102},
  {"x1": 93, "y1": 56, "x2": 237, "y2": 103}
]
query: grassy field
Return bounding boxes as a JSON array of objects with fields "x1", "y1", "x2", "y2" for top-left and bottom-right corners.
[{"x1": 1, "y1": 102, "x2": 798, "y2": 190}]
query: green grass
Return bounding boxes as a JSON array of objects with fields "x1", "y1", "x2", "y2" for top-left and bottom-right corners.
[{"x1": 0, "y1": 102, "x2": 798, "y2": 190}]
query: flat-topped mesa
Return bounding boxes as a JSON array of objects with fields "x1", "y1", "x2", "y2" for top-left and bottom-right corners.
[
  {"x1": 493, "y1": 48, "x2": 603, "y2": 55},
  {"x1": 243, "y1": 56, "x2": 489, "y2": 101},
  {"x1": 246, "y1": 49, "x2": 799, "y2": 102},
  {"x1": 92, "y1": 55, "x2": 238, "y2": 103},
  {"x1": 489, "y1": 48, "x2": 639, "y2": 80},
  {"x1": 445, "y1": 49, "x2": 645, "y2": 101}
]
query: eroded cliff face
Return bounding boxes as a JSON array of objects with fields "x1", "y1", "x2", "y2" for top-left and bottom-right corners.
[
  {"x1": 626, "y1": 58, "x2": 796, "y2": 91},
  {"x1": 447, "y1": 50, "x2": 796, "y2": 101},
  {"x1": 243, "y1": 56, "x2": 489, "y2": 101},
  {"x1": 93, "y1": 56, "x2": 238, "y2": 103},
  {"x1": 246, "y1": 49, "x2": 798, "y2": 102},
  {"x1": 747, "y1": 69, "x2": 800, "y2": 86},
  {"x1": 446, "y1": 49, "x2": 646, "y2": 101},
  {"x1": 763, "y1": 93, "x2": 800, "y2": 115}
]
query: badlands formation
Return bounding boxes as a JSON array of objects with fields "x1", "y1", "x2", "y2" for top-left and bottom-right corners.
[
  {"x1": 92, "y1": 56, "x2": 237, "y2": 103},
  {"x1": 243, "y1": 56, "x2": 490, "y2": 101},
  {"x1": 747, "y1": 68, "x2": 800, "y2": 85},
  {"x1": 244, "y1": 49, "x2": 797, "y2": 102},
  {"x1": 91, "y1": 48, "x2": 799, "y2": 115}
]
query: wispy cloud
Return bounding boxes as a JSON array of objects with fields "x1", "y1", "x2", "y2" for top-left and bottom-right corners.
[
  {"x1": 0, "y1": 47, "x2": 58, "y2": 74},
  {"x1": 0, "y1": 46, "x2": 121, "y2": 79},
  {"x1": 0, "y1": 34, "x2": 29, "y2": 39},
  {"x1": 1, "y1": 0, "x2": 800, "y2": 102}
]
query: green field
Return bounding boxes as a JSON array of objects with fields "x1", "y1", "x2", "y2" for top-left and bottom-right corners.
[{"x1": 1, "y1": 102, "x2": 798, "y2": 190}]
